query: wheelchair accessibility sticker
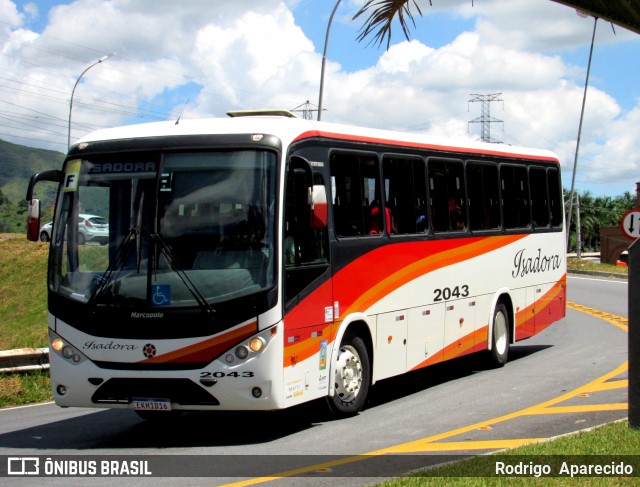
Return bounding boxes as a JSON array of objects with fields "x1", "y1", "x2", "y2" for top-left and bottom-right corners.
[{"x1": 151, "y1": 285, "x2": 171, "y2": 306}]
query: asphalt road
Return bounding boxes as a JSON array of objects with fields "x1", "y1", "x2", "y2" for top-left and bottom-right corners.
[{"x1": 0, "y1": 274, "x2": 630, "y2": 486}]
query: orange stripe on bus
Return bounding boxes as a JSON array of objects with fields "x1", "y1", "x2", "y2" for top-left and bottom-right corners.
[
  {"x1": 343, "y1": 235, "x2": 526, "y2": 317},
  {"x1": 514, "y1": 276, "x2": 566, "y2": 339},
  {"x1": 139, "y1": 321, "x2": 258, "y2": 364},
  {"x1": 283, "y1": 324, "x2": 333, "y2": 367}
]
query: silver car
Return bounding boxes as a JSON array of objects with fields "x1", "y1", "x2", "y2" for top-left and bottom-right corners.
[
  {"x1": 38, "y1": 214, "x2": 109, "y2": 245},
  {"x1": 78, "y1": 214, "x2": 109, "y2": 245},
  {"x1": 39, "y1": 221, "x2": 53, "y2": 242}
]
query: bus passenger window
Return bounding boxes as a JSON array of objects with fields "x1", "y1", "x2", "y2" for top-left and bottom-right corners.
[
  {"x1": 428, "y1": 158, "x2": 467, "y2": 232},
  {"x1": 501, "y1": 165, "x2": 531, "y2": 229},
  {"x1": 330, "y1": 153, "x2": 381, "y2": 237},
  {"x1": 548, "y1": 168, "x2": 563, "y2": 227},
  {"x1": 383, "y1": 157, "x2": 427, "y2": 234},
  {"x1": 467, "y1": 162, "x2": 500, "y2": 231},
  {"x1": 530, "y1": 167, "x2": 550, "y2": 228}
]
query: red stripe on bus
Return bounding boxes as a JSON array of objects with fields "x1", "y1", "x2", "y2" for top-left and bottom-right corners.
[
  {"x1": 292, "y1": 130, "x2": 560, "y2": 163},
  {"x1": 138, "y1": 321, "x2": 258, "y2": 364}
]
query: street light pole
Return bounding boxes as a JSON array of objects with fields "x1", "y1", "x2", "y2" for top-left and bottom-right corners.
[
  {"x1": 317, "y1": 0, "x2": 341, "y2": 121},
  {"x1": 67, "y1": 53, "x2": 113, "y2": 150},
  {"x1": 566, "y1": 16, "x2": 597, "y2": 250}
]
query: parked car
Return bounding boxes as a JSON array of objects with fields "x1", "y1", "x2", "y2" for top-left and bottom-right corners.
[
  {"x1": 78, "y1": 214, "x2": 109, "y2": 245},
  {"x1": 38, "y1": 214, "x2": 109, "y2": 245},
  {"x1": 39, "y1": 222, "x2": 53, "y2": 242}
]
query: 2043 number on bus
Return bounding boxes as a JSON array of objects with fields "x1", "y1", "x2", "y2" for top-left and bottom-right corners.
[
  {"x1": 433, "y1": 285, "x2": 470, "y2": 302},
  {"x1": 200, "y1": 371, "x2": 255, "y2": 379}
]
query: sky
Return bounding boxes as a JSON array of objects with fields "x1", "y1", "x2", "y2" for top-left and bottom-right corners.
[{"x1": 1, "y1": 0, "x2": 639, "y2": 197}]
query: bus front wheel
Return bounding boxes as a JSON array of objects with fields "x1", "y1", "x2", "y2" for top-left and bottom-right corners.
[
  {"x1": 326, "y1": 334, "x2": 370, "y2": 417},
  {"x1": 489, "y1": 302, "x2": 510, "y2": 367}
]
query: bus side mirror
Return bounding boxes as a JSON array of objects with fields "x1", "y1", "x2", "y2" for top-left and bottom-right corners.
[
  {"x1": 310, "y1": 184, "x2": 327, "y2": 229},
  {"x1": 25, "y1": 169, "x2": 62, "y2": 242},
  {"x1": 26, "y1": 199, "x2": 41, "y2": 242}
]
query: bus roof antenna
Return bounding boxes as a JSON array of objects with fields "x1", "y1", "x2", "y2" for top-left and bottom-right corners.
[{"x1": 175, "y1": 99, "x2": 189, "y2": 125}]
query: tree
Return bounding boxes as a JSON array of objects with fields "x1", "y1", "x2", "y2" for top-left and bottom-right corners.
[
  {"x1": 353, "y1": 1, "x2": 640, "y2": 46},
  {"x1": 564, "y1": 189, "x2": 636, "y2": 252},
  {"x1": 354, "y1": 0, "x2": 424, "y2": 49}
]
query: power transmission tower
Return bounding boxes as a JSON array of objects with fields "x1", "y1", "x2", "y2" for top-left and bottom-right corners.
[
  {"x1": 468, "y1": 93, "x2": 503, "y2": 143},
  {"x1": 291, "y1": 100, "x2": 320, "y2": 120}
]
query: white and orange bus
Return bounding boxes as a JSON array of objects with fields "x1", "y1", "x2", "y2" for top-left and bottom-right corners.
[{"x1": 26, "y1": 110, "x2": 566, "y2": 418}]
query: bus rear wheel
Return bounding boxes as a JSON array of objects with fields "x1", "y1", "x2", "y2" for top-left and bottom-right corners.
[
  {"x1": 488, "y1": 302, "x2": 510, "y2": 367},
  {"x1": 326, "y1": 334, "x2": 370, "y2": 417}
]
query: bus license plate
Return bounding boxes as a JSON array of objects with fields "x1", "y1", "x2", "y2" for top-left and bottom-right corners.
[{"x1": 131, "y1": 397, "x2": 172, "y2": 411}]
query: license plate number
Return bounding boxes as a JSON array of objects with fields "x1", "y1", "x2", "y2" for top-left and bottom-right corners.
[{"x1": 131, "y1": 397, "x2": 172, "y2": 411}]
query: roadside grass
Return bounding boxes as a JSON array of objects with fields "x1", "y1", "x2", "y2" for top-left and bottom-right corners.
[
  {"x1": 0, "y1": 234, "x2": 49, "y2": 350},
  {"x1": 0, "y1": 370, "x2": 51, "y2": 408},
  {"x1": 567, "y1": 257, "x2": 628, "y2": 276},
  {"x1": 0, "y1": 235, "x2": 635, "y2": 481},
  {"x1": 376, "y1": 421, "x2": 640, "y2": 486},
  {"x1": 0, "y1": 233, "x2": 52, "y2": 407}
]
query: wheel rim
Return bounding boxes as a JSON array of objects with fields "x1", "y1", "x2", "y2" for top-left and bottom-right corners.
[
  {"x1": 494, "y1": 310, "x2": 508, "y2": 355},
  {"x1": 334, "y1": 345, "x2": 363, "y2": 403}
]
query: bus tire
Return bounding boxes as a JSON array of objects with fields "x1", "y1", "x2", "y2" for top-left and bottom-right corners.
[
  {"x1": 489, "y1": 302, "x2": 510, "y2": 367},
  {"x1": 326, "y1": 334, "x2": 370, "y2": 417}
]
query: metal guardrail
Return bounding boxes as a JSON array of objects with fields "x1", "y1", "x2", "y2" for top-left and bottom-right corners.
[{"x1": 0, "y1": 347, "x2": 49, "y2": 373}]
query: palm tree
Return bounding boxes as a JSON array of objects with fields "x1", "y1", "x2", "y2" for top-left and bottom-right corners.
[
  {"x1": 353, "y1": 0, "x2": 425, "y2": 49},
  {"x1": 353, "y1": 1, "x2": 640, "y2": 46}
]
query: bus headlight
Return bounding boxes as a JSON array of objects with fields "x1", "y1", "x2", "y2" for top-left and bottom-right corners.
[
  {"x1": 249, "y1": 337, "x2": 265, "y2": 353},
  {"x1": 51, "y1": 338, "x2": 65, "y2": 351},
  {"x1": 235, "y1": 346, "x2": 249, "y2": 360},
  {"x1": 49, "y1": 333, "x2": 86, "y2": 365}
]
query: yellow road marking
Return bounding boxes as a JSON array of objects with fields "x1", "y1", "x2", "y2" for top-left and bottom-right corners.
[
  {"x1": 582, "y1": 379, "x2": 627, "y2": 392},
  {"x1": 401, "y1": 439, "x2": 545, "y2": 451},
  {"x1": 530, "y1": 404, "x2": 628, "y2": 414},
  {"x1": 567, "y1": 302, "x2": 628, "y2": 332},
  {"x1": 220, "y1": 305, "x2": 629, "y2": 486}
]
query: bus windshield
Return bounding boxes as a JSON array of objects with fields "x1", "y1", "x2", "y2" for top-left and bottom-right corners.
[{"x1": 50, "y1": 150, "x2": 276, "y2": 310}]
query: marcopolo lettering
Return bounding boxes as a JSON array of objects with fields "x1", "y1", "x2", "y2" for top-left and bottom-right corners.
[
  {"x1": 130, "y1": 312, "x2": 164, "y2": 319},
  {"x1": 512, "y1": 248, "x2": 562, "y2": 278}
]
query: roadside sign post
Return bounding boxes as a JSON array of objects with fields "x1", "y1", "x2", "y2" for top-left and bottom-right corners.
[
  {"x1": 621, "y1": 209, "x2": 640, "y2": 241},
  {"x1": 629, "y1": 237, "x2": 640, "y2": 428}
]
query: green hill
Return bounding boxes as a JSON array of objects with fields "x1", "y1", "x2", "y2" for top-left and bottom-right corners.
[
  {"x1": 0, "y1": 139, "x2": 64, "y2": 232},
  {"x1": 0, "y1": 139, "x2": 64, "y2": 204}
]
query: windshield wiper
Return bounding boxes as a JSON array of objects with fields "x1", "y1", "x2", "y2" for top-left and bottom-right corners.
[
  {"x1": 150, "y1": 233, "x2": 216, "y2": 319},
  {"x1": 87, "y1": 227, "x2": 136, "y2": 306}
]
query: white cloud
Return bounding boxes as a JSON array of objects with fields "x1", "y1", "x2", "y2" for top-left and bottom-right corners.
[
  {"x1": 0, "y1": 0, "x2": 638, "y2": 195},
  {"x1": 0, "y1": 0, "x2": 23, "y2": 28}
]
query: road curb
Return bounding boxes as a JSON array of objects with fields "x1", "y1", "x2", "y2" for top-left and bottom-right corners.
[{"x1": 569, "y1": 269, "x2": 628, "y2": 280}]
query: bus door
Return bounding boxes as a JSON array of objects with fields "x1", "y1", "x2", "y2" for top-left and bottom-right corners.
[{"x1": 282, "y1": 156, "x2": 331, "y2": 401}]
